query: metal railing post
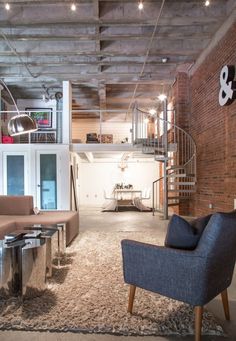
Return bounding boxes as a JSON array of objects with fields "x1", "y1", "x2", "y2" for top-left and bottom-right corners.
[{"x1": 163, "y1": 98, "x2": 168, "y2": 220}]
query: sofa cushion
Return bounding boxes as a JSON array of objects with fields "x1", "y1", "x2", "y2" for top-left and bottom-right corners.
[
  {"x1": 15, "y1": 211, "x2": 79, "y2": 246},
  {"x1": 0, "y1": 195, "x2": 34, "y2": 215}
]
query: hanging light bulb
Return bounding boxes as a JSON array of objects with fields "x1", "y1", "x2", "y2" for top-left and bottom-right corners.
[
  {"x1": 71, "y1": 3, "x2": 76, "y2": 11},
  {"x1": 144, "y1": 117, "x2": 149, "y2": 124},
  {"x1": 5, "y1": 3, "x2": 10, "y2": 10},
  {"x1": 205, "y1": 0, "x2": 210, "y2": 6},
  {"x1": 138, "y1": 1, "x2": 144, "y2": 10},
  {"x1": 158, "y1": 94, "x2": 167, "y2": 101}
]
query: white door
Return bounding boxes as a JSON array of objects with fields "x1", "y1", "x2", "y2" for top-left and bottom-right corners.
[{"x1": 36, "y1": 151, "x2": 61, "y2": 210}]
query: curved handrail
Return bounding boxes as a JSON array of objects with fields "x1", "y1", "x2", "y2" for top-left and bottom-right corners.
[
  {"x1": 134, "y1": 107, "x2": 197, "y2": 216},
  {"x1": 134, "y1": 107, "x2": 197, "y2": 176},
  {"x1": 136, "y1": 108, "x2": 196, "y2": 150}
]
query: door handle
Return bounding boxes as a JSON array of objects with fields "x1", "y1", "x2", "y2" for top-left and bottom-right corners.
[{"x1": 37, "y1": 184, "x2": 41, "y2": 187}]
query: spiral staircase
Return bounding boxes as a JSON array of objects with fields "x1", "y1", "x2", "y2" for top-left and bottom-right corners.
[{"x1": 132, "y1": 107, "x2": 197, "y2": 219}]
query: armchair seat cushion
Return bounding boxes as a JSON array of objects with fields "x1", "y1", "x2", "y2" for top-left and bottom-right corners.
[{"x1": 165, "y1": 214, "x2": 212, "y2": 250}]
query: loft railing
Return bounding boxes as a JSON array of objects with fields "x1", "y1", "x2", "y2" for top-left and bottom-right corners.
[
  {"x1": 0, "y1": 110, "x2": 63, "y2": 144},
  {"x1": 133, "y1": 107, "x2": 196, "y2": 176},
  {"x1": 0, "y1": 108, "x2": 134, "y2": 145},
  {"x1": 71, "y1": 109, "x2": 133, "y2": 144}
]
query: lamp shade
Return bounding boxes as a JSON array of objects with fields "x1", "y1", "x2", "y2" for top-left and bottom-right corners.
[{"x1": 8, "y1": 114, "x2": 38, "y2": 136}]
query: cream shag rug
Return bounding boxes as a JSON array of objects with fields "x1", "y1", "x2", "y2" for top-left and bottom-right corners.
[{"x1": 0, "y1": 231, "x2": 224, "y2": 336}]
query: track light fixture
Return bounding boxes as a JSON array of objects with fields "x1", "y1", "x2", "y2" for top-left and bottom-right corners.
[
  {"x1": 161, "y1": 57, "x2": 168, "y2": 63},
  {"x1": 42, "y1": 84, "x2": 63, "y2": 103}
]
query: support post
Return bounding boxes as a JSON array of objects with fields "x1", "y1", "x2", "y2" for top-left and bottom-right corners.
[
  {"x1": 62, "y1": 81, "x2": 72, "y2": 144},
  {"x1": 163, "y1": 98, "x2": 168, "y2": 220}
]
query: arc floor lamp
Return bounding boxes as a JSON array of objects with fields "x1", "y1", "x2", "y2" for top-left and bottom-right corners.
[{"x1": 0, "y1": 79, "x2": 38, "y2": 136}]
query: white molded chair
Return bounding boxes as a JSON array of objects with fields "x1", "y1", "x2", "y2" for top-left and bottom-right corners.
[{"x1": 102, "y1": 190, "x2": 118, "y2": 211}]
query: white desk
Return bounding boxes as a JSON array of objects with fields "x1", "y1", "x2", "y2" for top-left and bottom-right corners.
[{"x1": 114, "y1": 189, "x2": 142, "y2": 199}]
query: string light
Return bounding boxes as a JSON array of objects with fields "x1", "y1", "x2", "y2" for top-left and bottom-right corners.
[
  {"x1": 138, "y1": 1, "x2": 144, "y2": 10},
  {"x1": 205, "y1": 0, "x2": 210, "y2": 6},
  {"x1": 5, "y1": 3, "x2": 10, "y2": 10},
  {"x1": 71, "y1": 3, "x2": 76, "y2": 11}
]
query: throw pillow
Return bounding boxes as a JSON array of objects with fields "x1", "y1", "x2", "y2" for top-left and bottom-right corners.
[
  {"x1": 165, "y1": 214, "x2": 200, "y2": 250},
  {"x1": 190, "y1": 214, "x2": 212, "y2": 235}
]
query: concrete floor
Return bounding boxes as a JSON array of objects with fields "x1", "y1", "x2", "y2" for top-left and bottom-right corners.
[{"x1": 1, "y1": 207, "x2": 236, "y2": 341}]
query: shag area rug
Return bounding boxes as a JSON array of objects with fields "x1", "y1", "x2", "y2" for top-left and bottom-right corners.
[{"x1": 0, "y1": 231, "x2": 224, "y2": 336}]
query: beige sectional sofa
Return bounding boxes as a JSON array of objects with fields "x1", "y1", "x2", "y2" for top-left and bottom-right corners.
[{"x1": 0, "y1": 195, "x2": 79, "y2": 245}]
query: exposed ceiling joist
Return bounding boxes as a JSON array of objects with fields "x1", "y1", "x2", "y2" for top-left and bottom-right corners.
[{"x1": 0, "y1": 0, "x2": 232, "y2": 114}]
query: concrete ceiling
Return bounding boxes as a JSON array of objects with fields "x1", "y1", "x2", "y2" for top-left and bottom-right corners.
[{"x1": 0, "y1": 0, "x2": 234, "y2": 114}]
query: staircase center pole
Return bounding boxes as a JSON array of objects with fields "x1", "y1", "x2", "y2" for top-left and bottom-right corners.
[{"x1": 163, "y1": 98, "x2": 168, "y2": 220}]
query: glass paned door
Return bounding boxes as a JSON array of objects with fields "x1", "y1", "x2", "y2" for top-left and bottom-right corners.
[
  {"x1": 3, "y1": 153, "x2": 27, "y2": 195},
  {"x1": 39, "y1": 154, "x2": 57, "y2": 209}
]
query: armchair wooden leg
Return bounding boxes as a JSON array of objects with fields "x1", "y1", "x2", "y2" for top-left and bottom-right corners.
[
  {"x1": 195, "y1": 306, "x2": 203, "y2": 341},
  {"x1": 221, "y1": 289, "x2": 230, "y2": 321},
  {"x1": 128, "y1": 285, "x2": 136, "y2": 313}
]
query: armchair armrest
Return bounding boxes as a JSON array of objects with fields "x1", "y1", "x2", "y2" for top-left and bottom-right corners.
[{"x1": 121, "y1": 239, "x2": 207, "y2": 306}]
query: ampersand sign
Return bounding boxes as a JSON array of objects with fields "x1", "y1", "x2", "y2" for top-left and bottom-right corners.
[{"x1": 219, "y1": 65, "x2": 236, "y2": 106}]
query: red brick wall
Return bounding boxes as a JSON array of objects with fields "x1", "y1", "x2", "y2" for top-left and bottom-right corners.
[{"x1": 188, "y1": 23, "x2": 236, "y2": 216}]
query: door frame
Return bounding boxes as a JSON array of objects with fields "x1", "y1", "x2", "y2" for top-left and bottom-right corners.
[{"x1": 36, "y1": 150, "x2": 61, "y2": 210}]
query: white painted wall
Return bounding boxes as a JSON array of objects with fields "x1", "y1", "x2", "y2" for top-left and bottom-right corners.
[{"x1": 78, "y1": 160, "x2": 159, "y2": 207}]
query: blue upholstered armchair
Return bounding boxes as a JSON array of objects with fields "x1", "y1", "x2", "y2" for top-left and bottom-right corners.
[{"x1": 121, "y1": 213, "x2": 236, "y2": 341}]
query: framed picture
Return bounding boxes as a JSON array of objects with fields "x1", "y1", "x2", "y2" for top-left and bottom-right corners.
[{"x1": 26, "y1": 108, "x2": 52, "y2": 129}]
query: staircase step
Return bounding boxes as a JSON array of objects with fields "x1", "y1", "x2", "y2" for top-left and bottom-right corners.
[
  {"x1": 168, "y1": 182, "x2": 196, "y2": 186},
  {"x1": 167, "y1": 166, "x2": 185, "y2": 171},
  {"x1": 168, "y1": 202, "x2": 180, "y2": 207},
  {"x1": 168, "y1": 189, "x2": 195, "y2": 193},
  {"x1": 167, "y1": 173, "x2": 187, "y2": 178},
  {"x1": 155, "y1": 156, "x2": 173, "y2": 161},
  {"x1": 168, "y1": 196, "x2": 190, "y2": 200}
]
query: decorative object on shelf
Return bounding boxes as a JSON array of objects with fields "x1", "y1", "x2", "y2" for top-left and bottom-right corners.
[
  {"x1": 26, "y1": 108, "x2": 53, "y2": 129},
  {"x1": 1, "y1": 135, "x2": 14, "y2": 144},
  {"x1": 86, "y1": 133, "x2": 99, "y2": 143},
  {"x1": 121, "y1": 137, "x2": 129, "y2": 143},
  {"x1": 98, "y1": 134, "x2": 113, "y2": 143},
  {"x1": 0, "y1": 79, "x2": 38, "y2": 136}
]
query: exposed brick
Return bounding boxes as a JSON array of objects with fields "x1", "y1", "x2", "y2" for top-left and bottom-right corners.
[{"x1": 174, "y1": 23, "x2": 236, "y2": 217}]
